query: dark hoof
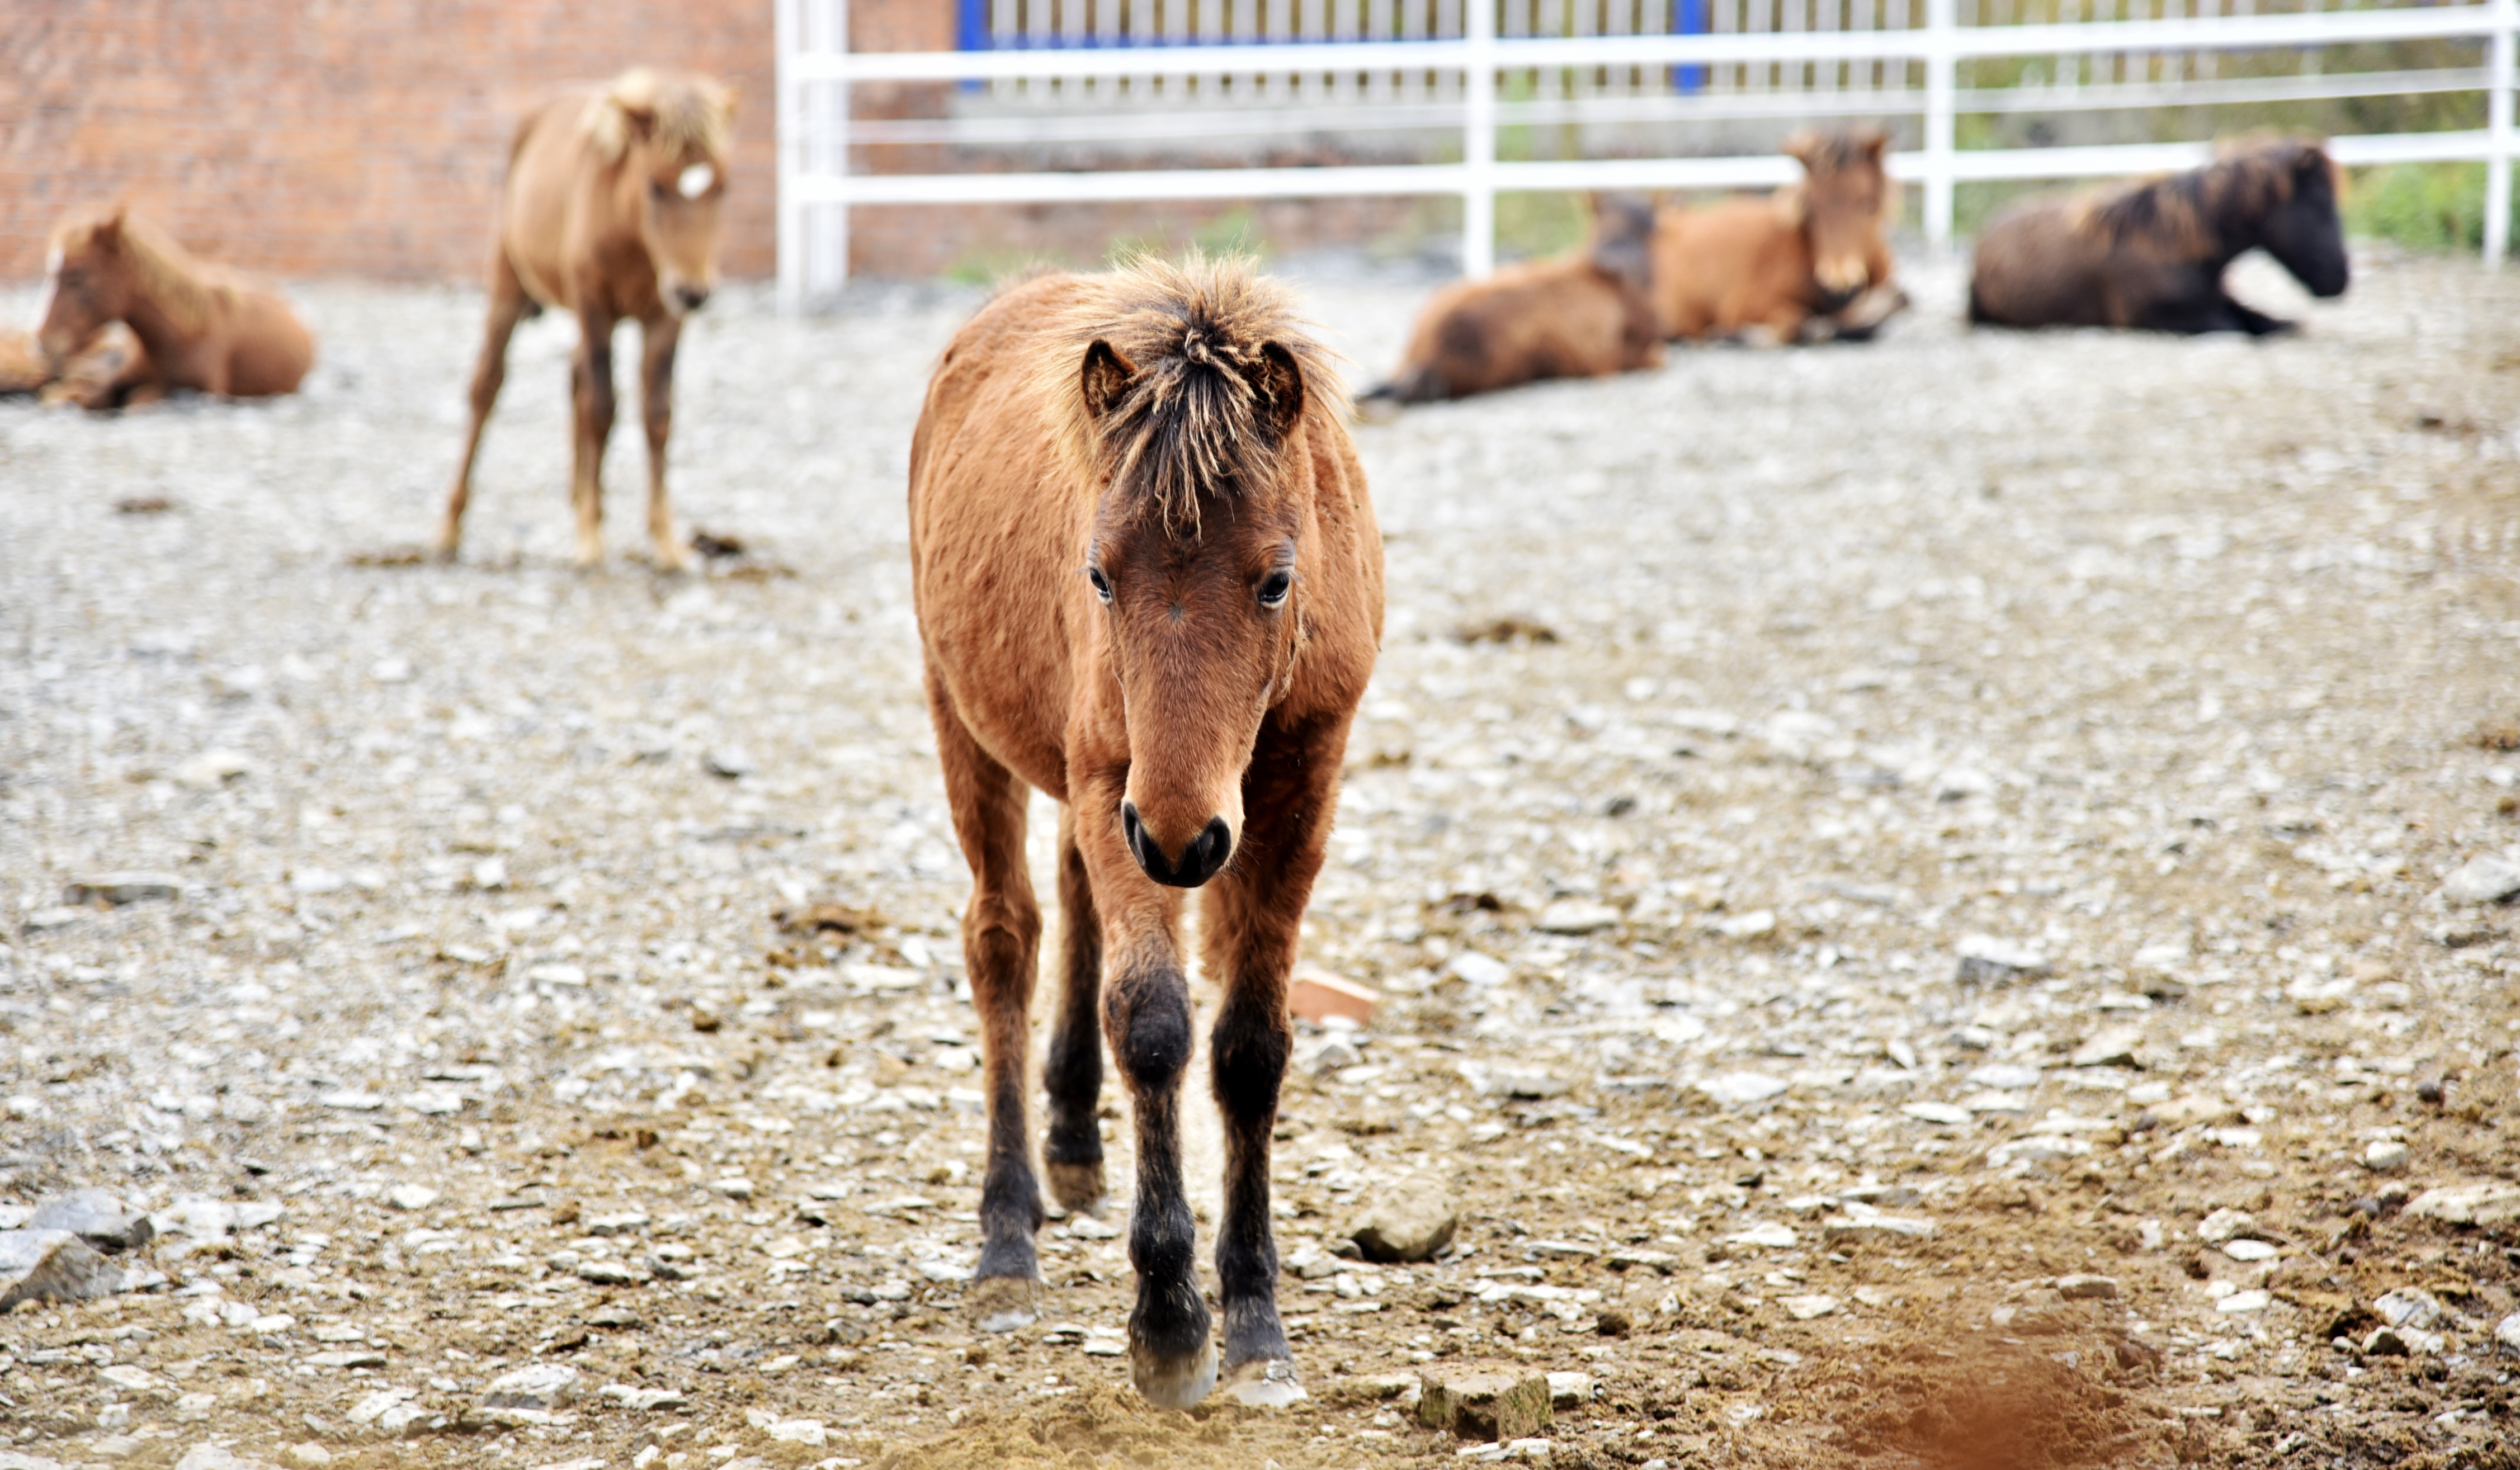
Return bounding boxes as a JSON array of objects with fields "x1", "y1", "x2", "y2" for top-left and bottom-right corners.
[
  {"x1": 1218, "y1": 1358, "x2": 1306, "y2": 1407},
  {"x1": 1130, "y1": 1334, "x2": 1218, "y2": 1410},
  {"x1": 1046, "y1": 1159, "x2": 1106, "y2": 1213},
  {"x1": 969, "y1": 1275, "x2": 1039, "y2": 1334}
]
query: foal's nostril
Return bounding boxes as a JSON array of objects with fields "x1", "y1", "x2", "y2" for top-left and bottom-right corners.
[{"x1": 674, "y1": 285, "x2": 710, "y2": 311}]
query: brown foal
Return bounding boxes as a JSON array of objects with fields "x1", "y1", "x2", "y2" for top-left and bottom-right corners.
[
  {"x1": 438, "y1": 67, "x2": 734, "y2": 570},
  {"x1": 908, "y1": 254, "x2": 1384, "y2": 1409}
]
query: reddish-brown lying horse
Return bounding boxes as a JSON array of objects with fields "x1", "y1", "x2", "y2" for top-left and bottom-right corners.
[
  {"x1": 31, "y1": 204, "x2": 311, "y2": 400},
  {"x1": 1651, "y1": 127, "x2": 1905, "y2": 344},
  {"x1": 439, "y1": 68, "x2": 735, "y2": 570},
  {"x1": 1969, "y1": 137, "x2": 2348, "y2": 334},
  {"x1": 910, "y1": 254, "x2": 1384, "y2": 1409},
  {"x1": 1362, "y1": 192, "x2": 1662, "y2": 405}
]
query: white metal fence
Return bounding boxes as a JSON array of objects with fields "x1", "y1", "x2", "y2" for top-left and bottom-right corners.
[{"x1": 775, "y1": 0, "x2": 2519, "y2": 304}]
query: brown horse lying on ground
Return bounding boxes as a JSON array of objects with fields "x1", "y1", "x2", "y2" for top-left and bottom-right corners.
[
  {"x1": 1969, "y1": 136, "x2": 2348, "y2": 334},
  {"x1": 910, "y1": 254, "x2": 1383, "y2": 1410},
  {"x1": 31, "y1": 204, "x2": 312, "y2": 400},
  {"x1": 1651, "y1": 127, "x2": 1906, "y2": 344},
  {"x1": 439, "y1": 67, "x2": 735, "y2": 570},
  {"x1": 1361, "y1": 192, "x2": 1662, "y2": 405}
]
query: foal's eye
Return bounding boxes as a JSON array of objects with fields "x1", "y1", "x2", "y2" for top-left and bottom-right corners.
[
  {"x1": 1257, "y1": 569, "x2": 1292, "y2": 608},
  {"x1": 1087, "y1": 566, "x2": 1113, "y2": 604}
]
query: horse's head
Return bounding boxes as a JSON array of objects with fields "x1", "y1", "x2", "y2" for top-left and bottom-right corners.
[
  {"x1": 2245, "y1": 140, "x2": 2349, "y2": 300},
  {"x1": 1782, "y1": 127, "x2": 1895, "y2": 305},
  {"x1": 1585, "y1": 192, "x2": 1659, "y2": 297},
  {"x1": 592, "y1": 68, "x2": 736, "y2": 316},
  {"x1": 34, "y1": 204, "x2": 133, "y2": 366},
  {"x1": 1069, "y1": 259, "x2": 1321, "y2": 889}
]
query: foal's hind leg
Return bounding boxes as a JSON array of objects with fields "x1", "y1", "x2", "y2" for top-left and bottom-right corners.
[
  {"x1": 637, "y1": 312, "x2": 690, "y2": 572},
  {"x1": 925, "y1": 666, "x2": 1047, "y2": 1330},
  {"x1": 438, "y1": 255, "x2": 530, "y2": 561},
  {"x1": 1198, "y1": 722, "x2": 1346, "y2": 1407},
  {"x1": 1042, "y1": 803, "x2": 1106, "y2": 1212},
  {"x1": 569, "y1": 305, "x2": 619, "y2": 567}
]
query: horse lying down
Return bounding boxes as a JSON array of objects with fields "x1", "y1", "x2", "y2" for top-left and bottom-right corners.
[
  {"x1": 1969, "y1": 136, "x2": 2348, "y2": 334},
  {"x1": 29, "y1": 205, "x2": 312, "y2": 404},
  {"x1": 1360, "y1": 192, "x2": 1662, "y2": 406},
  {"x1": 1651, "y1": 127, "x2": 1908, "y2": 345}
]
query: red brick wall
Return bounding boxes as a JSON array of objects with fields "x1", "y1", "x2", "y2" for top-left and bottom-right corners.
[
  {"x1": 0, "y1": 1, "x2": 1418, "y2": 285},
  {"x1": 1, "y1": 0, "x2": 780, "y2": 282}
]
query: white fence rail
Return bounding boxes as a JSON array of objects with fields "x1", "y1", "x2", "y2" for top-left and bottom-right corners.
[{"x1": 775, "y1": 0, "x2": 2520, "y2": 305}]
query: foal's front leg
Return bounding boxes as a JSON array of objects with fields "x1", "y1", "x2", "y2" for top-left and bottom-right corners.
[
  {"x1": 1199, "y1": 722, "x2": 1346, "y2": 1406},
  {"x1": 570, "y1": 307, "x2": 617, "y2": 567},
  {"x1": 637, "y1": 313, "x2": 690, "y2": 572},
  {"x1": 1078, "y1": 769, "x2": 1212, "y2": 1408}
]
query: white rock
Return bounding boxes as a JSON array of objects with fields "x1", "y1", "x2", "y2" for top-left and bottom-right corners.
[
  {"x1": 2362, "y1": 1140, "x2": 2408, "y2": 1172},
  {"x1": 1534, "y1": 899, "x2": 1621, "y2": 935},
  {"x1": 2404, "y1": 1183, "x2": 2520, "y2": 1227},
  {"x1": 2215, "y1": 1290, "x2": 2272, "y2": 1313},
  {"x1": 2438, "y1": 854, "x2": 2520, "y2": 905},
  {"x1": 1781, "y1": 1294, "x2": 1839, "y2": 1320},
  {"x1": 481, "y1": 1363, "x2": 581, "y2": 1411},
  {"x1": 2196, "y1": 1208, "x2": 2255, "y2": 1244},
  {"x1": 2494, "y1": 1312, "x2": 2520, "y2": 1358},
  {"x1": 2373, "y1": 1289, "x2": 2444, "y2": 1330},
  {"x1": 386, "y1": 1185, "x2": 439, "y2": 1212},
  {"x1": 1901, "y1": 1101, "x2": 1970, "y2": 1126},
  {"x1": 0, "y1": 1229, "x2": 121, "y2": 1310},
  {"x1": 1955, "y1": 934, "x2": 2051, "y2": 982},
  {"x1": 1446, "y1": 951, "x2": 1512, "y2": 989},
  {"x1": 173, "y1": 749, "x2": 253, "y2": 790},
  {"x1": 2222, "y1": 1240, "x2": 2277, "y2": 1262},
  {"x1": 1697, "y1": 1072, "x2": 1789, "y2": 1107}
]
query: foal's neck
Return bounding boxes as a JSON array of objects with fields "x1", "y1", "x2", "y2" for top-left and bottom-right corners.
[{"x1": 110, "y1": 242, "x2": 216, "y2": 360}]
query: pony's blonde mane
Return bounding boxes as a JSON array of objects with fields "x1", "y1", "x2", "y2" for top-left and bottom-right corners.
[
  {"x1": 1037, "y1": 252, "x2": 1343, "y2": 531},
  {"x1": 53, "y1": 206, "x2": 240, "y2": 336},
  {"x1": 586, "y1": 68, "x2": 736, "y2": 164}
]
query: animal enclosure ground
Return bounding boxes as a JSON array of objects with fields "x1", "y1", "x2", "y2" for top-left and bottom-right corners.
[{"x1": 3, "y1": 250, "x2": 2519, "y2": 1470}]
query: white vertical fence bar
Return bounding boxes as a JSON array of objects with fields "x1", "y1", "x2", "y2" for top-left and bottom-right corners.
[
  {"x1": 809, "y1": 0, "x2": 852, "y2": 293},
  {"x1": 1464, "y1": 0, "x2": 1499, "y2": 278},
  {"x1": 2489, "y1": 0, "x2": 2514, "y2": 266},
  {"x1": 1923, "y1": 0, "x2": 1957, "y2": 252},
  {"x1": 775, "y1": 0, "x2": 803, "y2": 312}
]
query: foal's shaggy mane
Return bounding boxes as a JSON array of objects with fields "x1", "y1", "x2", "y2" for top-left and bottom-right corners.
[
  {"x1": 586, "y1": 68, "x2": 736, "y2": 165},
  {"x1": 2078, "y1": 136, "x2": 2340, "y2": 255},
  {"x1": 1041, "y1": 252, "x2": 1341, "y2": 530},
  {"x1": 52, "y1": 206, "x2": 242, "y2": 337}
]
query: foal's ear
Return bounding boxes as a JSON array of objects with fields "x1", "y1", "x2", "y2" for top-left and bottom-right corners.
[
  {"x1": 1080, "y1": 339, "x2": 1137, "y2": 421},
  {"x1": 1250, "y1": 341, "x2": 1305, "y2": 442},
  {"x1": 1856, "y1": 125, "x2": 1891, "y2": 162},
  {"x1": 1782, "y1": 130, "x2": 1820, "y2": 171}
]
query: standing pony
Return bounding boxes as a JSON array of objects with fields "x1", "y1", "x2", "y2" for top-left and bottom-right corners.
[
  {"x1": 909, "y1": 254, "x2": 1383, "y2": 1410},
  {"x1": 1650, "y1": 127, "x2": 1905, "y2": 343},
  {"x1": 31, "y1": 204, "x2": 312, "y2": 400},
  {"x1": 438, "y1": 68, "x2": 735, "y2": 570},
  {"x1": 1968, "y1": 136, "x2": 2348, "y2": 334},
  {"x1": 1361, "y1": 193, "x2": 1663, "y2": 405}
]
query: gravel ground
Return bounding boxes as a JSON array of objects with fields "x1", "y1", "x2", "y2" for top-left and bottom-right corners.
[{"x1": 3, "y1": 247, "x2": 2520, "y2": 1470}]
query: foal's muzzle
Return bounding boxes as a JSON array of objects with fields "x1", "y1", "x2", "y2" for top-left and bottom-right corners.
[
  {"x1": 672, "y1": 283, "x2": 711, "y2": 313},
  {"x1": 1121, "y1": 801, "x2": 1233, "y2": 888}
]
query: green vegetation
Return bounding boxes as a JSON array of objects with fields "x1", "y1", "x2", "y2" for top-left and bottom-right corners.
[{"x1": 2347, "y1": 161, "x2": 2510, "y2": 252}]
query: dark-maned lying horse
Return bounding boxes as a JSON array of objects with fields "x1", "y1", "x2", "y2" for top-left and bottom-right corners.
[
  {"x1": 1651, "y1": 127, "x2": 1906, "y2": 344},
  {"x1": 32, "y1": 204, "x2": 312, "y2": 401},
  {"x1": 1362, "y1": 192, "x2": 1662, "y2": 405},
  {"x1": 439, "y1": 68, "x2": 735, "y2": 570},
  {"x1": 909, "y1": 253, "x2": 1383, "y2": 1410},
  {"x1": 1968, "y1": 136, "x2": 2348, "y2": 334}
]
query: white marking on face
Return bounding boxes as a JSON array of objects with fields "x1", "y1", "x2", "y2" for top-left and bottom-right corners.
[{"x1": 676, "y1": 163, "x2": 715, "y2": 200}]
